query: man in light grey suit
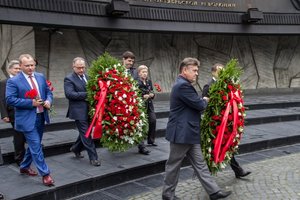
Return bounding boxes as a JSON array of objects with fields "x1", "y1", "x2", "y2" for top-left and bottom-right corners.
[{"x1": 162, "y1": 58, "x2": 231, "y2": 200}]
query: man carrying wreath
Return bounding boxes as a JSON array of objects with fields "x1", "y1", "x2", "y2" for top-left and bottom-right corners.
[
  {"x1": 162, "y1": 58, "x2": 231, "y2": 200},
  {"x1": 202, "y1": 63, "x2": 251, "y2": 178},
  {"x1": 64, "y1": 57, "x2": 101, "y2": 166}
]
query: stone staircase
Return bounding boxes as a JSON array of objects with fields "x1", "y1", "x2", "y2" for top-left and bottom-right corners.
[{"x1": 1, "y1": 92, "x2": 300, "y2": 200}]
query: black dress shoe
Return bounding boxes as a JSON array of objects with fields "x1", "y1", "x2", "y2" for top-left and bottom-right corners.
[
  {"x1": 210, "y1": 190, "x2": 232, "y2": 200},
  {"x1": 235, "y1": 170, "x2": 251, "y2": 178},
  {"x1": 139, "y1": 148, "x2": 150, "y2": 155},
  {"x1": 148, "y1": 143, "x2": 158, "y2": 146},
  {"x1": 70, "y1": 147, "x2": 84, "y2": 158},
  {"x1": 162, "y1": 195, "x2": 180, "y2": 200},
  {"x1": 0, "y1": 192, "x2": 4, "y2": 200},
  {"x1": 90, "y1": 160, "x2": 101, "y2": 166}
]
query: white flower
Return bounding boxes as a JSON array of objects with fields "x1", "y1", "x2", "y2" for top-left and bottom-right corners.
[
  {"x1": 238, "y1": 127, "x2": 244, "y2": 133},
  {"x1": 117, "y1": 63, "x2": 121, "y2": 66},
  {"x1": 128, "y1": 106, "x2": 133, "y2": 112},
  {"x1": 113, "y1": 64, "x2": 117, "y2": 68},
  {"x1": 208, "y1": 147, "x2": 212, "y2": 153},
  {"x1": 115, "y1": 91, "x2": 118, "y2": 96},
  {"x1": 118, "y1": 96, "x2": 123, "y2": 101},
  {"x1": 220, "y1": 163, "x2": 226, "y2": 169},
  {"x1": 238, "y1": 112, "x2": 242, "y2": 116},
  {"x1": 113, "y1": 116, "x2": 117, "y2": 121},
  {"x1": 123, "y1": 94, "x2": 127, "y2": 98}
]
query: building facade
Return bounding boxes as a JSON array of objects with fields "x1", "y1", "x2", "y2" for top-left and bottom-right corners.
[{"x1": 1, "y1": 0, "x2": 300, "y2": 97}]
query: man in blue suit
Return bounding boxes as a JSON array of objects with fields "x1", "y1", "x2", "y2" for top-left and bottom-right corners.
[
  {"x1": 64, "y1": 57, "x2": 100, "y2": 166},
  {"x1": 162, "y1": 58, "x2": 231, "y2": 200},
  {"x1": 6, "y1": 54, "x2": 54, "y2": 186}
]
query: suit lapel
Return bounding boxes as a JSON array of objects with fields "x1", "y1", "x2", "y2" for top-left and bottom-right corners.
[
  {"x1": 72, "y1": 72, "x2": 86, "y2": 90},
  {"x1": 19, "y1": 73, "x2": 32, "y2": 91}
]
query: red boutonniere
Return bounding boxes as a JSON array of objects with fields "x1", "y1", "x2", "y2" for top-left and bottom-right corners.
[
  {"x1": 25, "y1": 89, "x2": 38, "y2": 99},
  {"x1": 46, "y1": 80, "x2": 54, "y2": 91},
  {"x1": 153, "y1": 83, "x2": 162, "y2": 92}
]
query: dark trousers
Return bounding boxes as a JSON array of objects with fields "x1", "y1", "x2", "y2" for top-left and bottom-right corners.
[
  {"x1": 138, "y1": 109, "x2": 157, "y2": 149},
  {"x1": 230, "y1": 155, "x2": 243, "y2": 173},
  {"x1": 73, "y1": 120, "x2": 98, "y2": 161},
  {"x1": 147, "y1": 110, "x2": 156, "y2": 144},
  {"x1": 11, "y1": 122, "x2": 26, "y2": 165},
  {"x1": 0, "y1": 146, "x2": 3, "y2": 165}
]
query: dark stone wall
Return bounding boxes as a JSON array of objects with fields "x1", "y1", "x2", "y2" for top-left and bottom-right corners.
[{"x1": 1, "y1": 25, "x2": 300, "y2": 97}]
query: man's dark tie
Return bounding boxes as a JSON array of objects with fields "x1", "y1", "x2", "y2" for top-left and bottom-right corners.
[
  {"x1": 80, "y1": 75, "x2": 86, "y2": 85},
  {"x1": 29, "y1": 75, "x2": 44, "y2": 112}
]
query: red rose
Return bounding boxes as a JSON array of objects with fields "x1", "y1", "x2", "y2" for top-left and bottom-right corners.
[
  {"x1": 25, "y1": 89, "x2": 38, "y2": 99},
  {"x1": 222, "y1": 95, "x2": 228, "y2": 101},
  {"x1": 46, "y1": 80, "x2": 54, "y2": 91},
  {"x1": 212, "y1": 115, "x2": 219, "y2": 120}
]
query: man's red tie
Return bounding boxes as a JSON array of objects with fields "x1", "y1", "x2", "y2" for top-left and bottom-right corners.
[{"x1": 29, "y1": 75, "x2": 44, "y2": 113}]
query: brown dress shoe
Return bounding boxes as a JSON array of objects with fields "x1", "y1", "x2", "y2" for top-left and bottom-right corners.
[
  {"x1": 20, "y1": 168, "x2": 38, "y2": 176},
  {"x1": 42, "y1": 175, "x2": 55, "y2": 186}
]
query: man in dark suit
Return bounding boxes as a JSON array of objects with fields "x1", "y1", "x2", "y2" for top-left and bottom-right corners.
[
  {"x1": 122, "y1": 51, "x2": 138, "y2": 80},
  {"x1": 6, "y1": 54, "x2": 54, "y2": 186},
  {"x1": 162, "y1": 58, "x2": 231, "y2": 200},
  {"x1": 202, "y1": 63, "x2": 251, "y2": 179},
  {"x1": 0, "y1": 60, "x2": 26, "y2": 166},
  {"x1": 64, "y1": 57, "x2": 100, "y2": 166},
  {"x1": 122, "y1": 51, "x2": 151, "y2": 155}
]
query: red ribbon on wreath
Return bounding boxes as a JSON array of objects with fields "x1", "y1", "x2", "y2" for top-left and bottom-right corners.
[
  {"x1": 213, "y1": 90, "x2": 242, "y2": 163},
  {"x1": 85, "y1": 80, "x2": 108, "y2": 139}
]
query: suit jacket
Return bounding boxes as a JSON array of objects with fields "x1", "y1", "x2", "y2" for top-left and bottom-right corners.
[
  {"x1": 128, "y1": 67, "x2": 138, "y2": 80},
  {"x1": 64, "y1": 72, "x2": 89, "y2": 121},
  {"x1": 202, "y1": 78, "x2": 216, "y2": 98},
  {"x1": 137, "y1": 79, "x2": 155, "y2": 112},
  {"x1": 0, "y1": 79, "x2": 15, "y2": 121},
  {"x1": 6, "y1": 72, "x2": 53, "y2": 132},
  {"x1": 165, "y1": 75, "x2": 207, "y2": 144}
]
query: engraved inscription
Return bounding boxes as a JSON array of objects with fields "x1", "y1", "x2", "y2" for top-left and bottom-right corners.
[{"x1": 135, "y1": 0, "x2": 237, "y2": 8}]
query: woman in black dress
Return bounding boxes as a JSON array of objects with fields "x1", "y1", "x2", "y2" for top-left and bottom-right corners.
[{"x1": 137, "y1": 65, "x2": 157, "y2": 146}]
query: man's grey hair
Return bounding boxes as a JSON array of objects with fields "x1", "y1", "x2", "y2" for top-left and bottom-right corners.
[
  {"x1": 6, "y1": 60, "x2": 20, "y2": 72},
  {"x1": 72, "y1": 57, "x2": 85, "y2": 65}
]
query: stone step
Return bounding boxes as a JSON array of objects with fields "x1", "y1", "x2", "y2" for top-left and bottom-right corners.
[
  {"x1": 1, "y1": 120, "x2": 300, "y2": 200},
  {"x1": 2, "y1": 106, "x2": 300, "y2": 164},
  {"x1": 1, "y1": 99, "x2": 300, "y2": 138}
]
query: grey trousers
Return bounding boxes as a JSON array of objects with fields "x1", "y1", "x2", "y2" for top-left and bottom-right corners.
[{"x1": 162, "y1": 143, "x2": 220, "y2": 199}]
